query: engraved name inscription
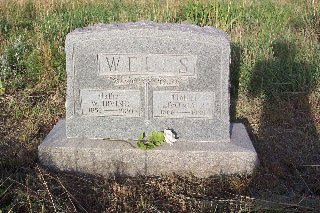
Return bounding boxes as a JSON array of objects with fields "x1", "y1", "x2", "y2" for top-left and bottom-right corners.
[
  {"x1": 153, "y1": 91, "x2": 215, "y2": 119},
  {"x1": 80, "y1": 89, "x2": 140, "y2": 117},
  {"x1": 98, "y1": 54, "x2": 197, "y2": 76}
]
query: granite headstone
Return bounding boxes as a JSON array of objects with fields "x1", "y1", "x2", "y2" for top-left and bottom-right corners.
[
  {"x1": 65, "y1": 22, "x2": 230, "y2": 142},
  {"x1": 39, "y1": 22, "x2": 258, "y2": 177}
]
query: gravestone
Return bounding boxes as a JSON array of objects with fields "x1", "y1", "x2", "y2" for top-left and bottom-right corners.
[{"x1": 39, "y1": 22, "x2": 258, "y2": 177}]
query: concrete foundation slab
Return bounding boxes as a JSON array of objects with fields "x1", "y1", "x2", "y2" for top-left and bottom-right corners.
[{"x1": 39, "y1": 119, "x2": 258, "y2": 177}]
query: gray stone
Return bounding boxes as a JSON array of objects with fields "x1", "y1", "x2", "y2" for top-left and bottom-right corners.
[
  {"x1": 39, "y1": 120, "x2": 258, "y2": 177},
  {"x1": 39, "y1": 21, "x2": 259, "y2": 176},
  {"x1": 65, "y1": 21, "x2": 230, "y2": 141}
]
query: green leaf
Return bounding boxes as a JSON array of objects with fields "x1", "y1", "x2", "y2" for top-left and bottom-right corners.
[
  {"x1": 137, "y1": 141, "x2": 146, "y2": 150},
  {"x1": 148, "y1": 131, "x2": 165, "y2": 144},
  {"x1": 137, "y1": 131, "x2": 165, "y2": 150}
]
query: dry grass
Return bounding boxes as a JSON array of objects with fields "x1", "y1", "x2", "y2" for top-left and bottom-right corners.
[{"x1": 0, "y1": 0, "x2": 319, "y2": 212}]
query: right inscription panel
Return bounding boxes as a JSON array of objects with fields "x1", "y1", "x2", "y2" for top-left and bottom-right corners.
[{"x1": 153, "y1": 91, "x2": 215, "y2": 119}]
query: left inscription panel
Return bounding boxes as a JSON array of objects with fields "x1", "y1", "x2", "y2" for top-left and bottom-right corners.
[{"x1": 80, "y1": 89, "x2": 141, "y2": 117}]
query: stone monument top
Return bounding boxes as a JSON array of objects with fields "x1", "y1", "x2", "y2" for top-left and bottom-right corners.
[{"x1": 65, "y1": 21, "x2": 230, "y2": 142}]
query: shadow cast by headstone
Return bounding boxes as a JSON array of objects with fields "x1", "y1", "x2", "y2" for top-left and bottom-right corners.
[
  {"x1": 108, "y1": 158, "x2": 146, "y2": 179},
  {"x1": 0, "y1": 140, "x2": 38, "y2": 171},
  {"x1": 229, "y1": 43, "x2": 259, "y2": 149},
  {"x1": 230, "y1": 42, "x2": 242, "y2": 121},
  {"x1": 247, "y1": 39, "x2": 319, "y2": 195}
]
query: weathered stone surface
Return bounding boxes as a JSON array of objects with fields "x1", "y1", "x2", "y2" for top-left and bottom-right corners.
[
  {"x1": 39, "y1": 120, "x2": 258, "y2": 177},
  {"x1": 39, "y1": 22, "x2": 259, "y2": 176},
  {"x1": 65, "y1": 21, "x2": 230, "y2": 141}
]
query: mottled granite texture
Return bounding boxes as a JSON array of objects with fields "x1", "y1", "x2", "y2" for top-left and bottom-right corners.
[
  {"x1": 39, "y1": 22, "x2": 258, "y2": 176},
  {"x1": 39, "y1": 120, "x2": 258, "y2": 177},
  {"x1": 65, "y1": 21, "x2": 230, "y2": 141}
]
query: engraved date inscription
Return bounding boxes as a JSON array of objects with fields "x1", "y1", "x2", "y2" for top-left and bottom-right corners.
[
  {"x1": 153, "y1": 91, "x2": 214, "y2": 119},
  {"x1": 80, "y1": 89, "x2": 140, "y2": 117}
]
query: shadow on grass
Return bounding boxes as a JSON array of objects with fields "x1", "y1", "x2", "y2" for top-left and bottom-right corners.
[
  {"x1": 230, "y1": 42, "x2": 242, "y2": 121},
  {"x1": 247, "y1": 40, "x2": 320, "y2": 203}
]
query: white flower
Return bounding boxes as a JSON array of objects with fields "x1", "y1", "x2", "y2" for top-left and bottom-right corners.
[{"x1": 164, "y1": 129, "x2": 177, "y2": 146}]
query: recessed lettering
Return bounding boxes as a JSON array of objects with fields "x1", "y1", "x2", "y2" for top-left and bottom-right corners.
[
  {"x1": 80, "y1": 89, "x2": 140, "y2": 117},
  {"x1": 108, "y1": 76, "x2": 182, "y2": 86},
  {"x1": 98, "y1": 54, "x2": 197, "y2": 77},
  {"x1": 106, "y1": 56, "x2": 120, "y2": 71},
  {"x1": 153, "y1": 91, "x2": 215, "y2": 119},
  {"x1": 66, "y1": 22, "x2": 230, "y2": 142}
]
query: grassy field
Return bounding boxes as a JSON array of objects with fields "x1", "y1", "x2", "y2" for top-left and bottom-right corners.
[{"x1": 0, "y1": 0, "x2": 319, "y2": 212}]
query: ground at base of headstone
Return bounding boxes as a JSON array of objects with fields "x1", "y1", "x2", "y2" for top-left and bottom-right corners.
[
  {"x1": 1, "y1": 163, "x2": 319, "y2": 212},
  {"x1": 38, "y1": 119, "x2": 258, "y2": 177}
]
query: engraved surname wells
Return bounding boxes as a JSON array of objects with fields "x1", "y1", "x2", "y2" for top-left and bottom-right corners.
[
  {"x1": 98, "y1": 54, "x2": 197, "y2": 76},
  {"x1": 80, "y1": 89, "x2": 140, "y2": 117}
]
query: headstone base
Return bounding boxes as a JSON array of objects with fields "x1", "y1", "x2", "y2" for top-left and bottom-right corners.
[{"x1": 39, "y1": 120, "x2": 258, "y2": 177}]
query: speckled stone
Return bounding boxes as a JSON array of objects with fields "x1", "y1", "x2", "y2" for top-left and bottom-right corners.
[
  {"x1": 65, "y1": 21, "x2": 230, "y2": 142},
  {"x1": 39, "y1": 120, "x2": 258, "y2": 177},
  {"x1": 40, "y1": 22, "x2": 259, "y2": 176}
]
